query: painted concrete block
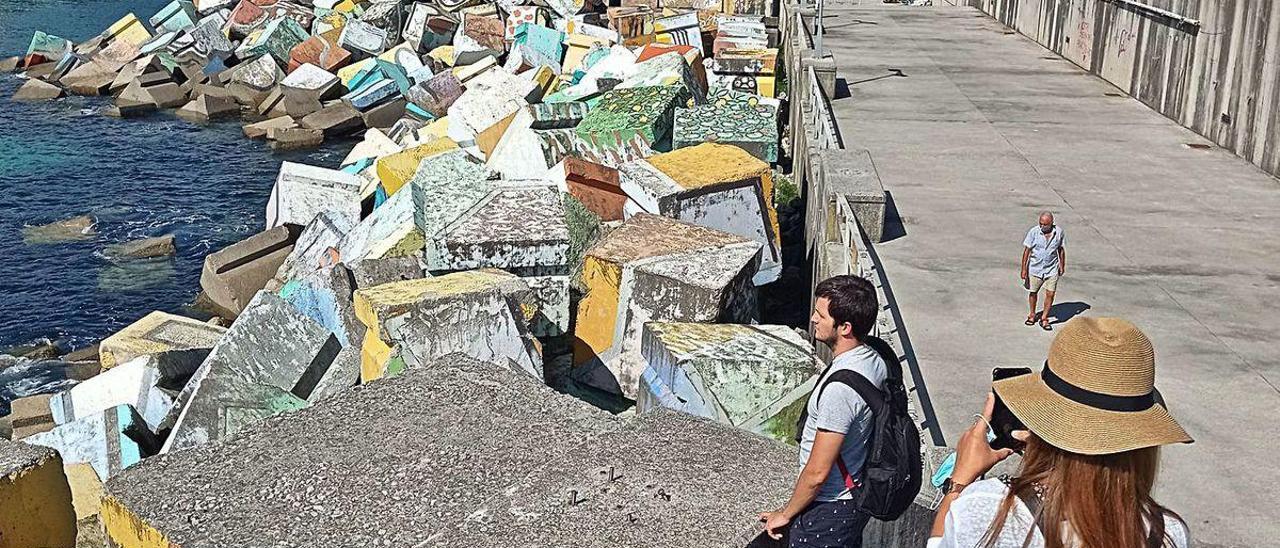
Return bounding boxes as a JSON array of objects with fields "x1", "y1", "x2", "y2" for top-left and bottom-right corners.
[
  {"x1": 266, "y1": 161, "x2": 363, "y2": 230},
  {"x1": 163, "y1": 291, "x2": 338, "y2": 452},
  {"x1": 373, "y1": 137, "x2": 459, "y2": 197},
  {"x1": 617, "y1": 50, "x2": 705, "y2": 103},
  {"x1": 607, "y1": 6, "x2": 654, "y2": 42},
  {"x1": 0, "y1": 439, "x2": 76, "y2": 548},
  {"x1": 405, "y1": 70, "x2": 463, "y2": 118},
  {"x1": 347, "y1": 256, "x2": 426, "y2": 289},
  {"x1": 200, "y1": 225, "x2": 301, "y2": 317},
  {"x1": 288, "y1": 35, "x2": 352, "y2": 73},
  {"x1": 268, "y1": 210, "x2": 358, "y2": 291},
  {"x1": 545, "y1": 157, "x2": 625, "y2": 221},
  {"x1": 339, "y1": 19, "x2": 388, "y2": 56},
  {"x1": 505, "y1": 7, "x2": 548, "y2": 41},
  {"x1": 512, "y1": 22, "x2": 564, "y2": 68},
  {"x1": 653, "y1": 12, "x2": 702, "y2": 55},
  {"x1": 227, "y1": 0, "x2": 268, "y2": 37},
  {"x1": 573, "y1": 213, "x2": 761, "y2": 398},
  {"x1": 353, "y1": 270, "x2": 542, "y2": 382},
  {"x1": 637, "y1": 322, "x2": 819, "y2": 444},
  {"x1": 337, "y1": 186, "x2": 424, "y2": 266},
  {"x1": 241, "y1": 16, "x2": 309, "y2": 66},
  {"x1": 705, "y1": 47, "x2": 776, "y2": 97},
  {"x1": 50, "y1": 356, "x2": 183, "y2": 433},
  {"x1": 431, "y1": 182, "x2": 571, "y2": 272},
  {"x1": 23, "y1": 31, "x2": 72, "y2": 67},
  {"x1": 150, "y1": 0, "x2": 198, "y2": 34},
  {"x1": 455, "y1": 13, "x2": 506, "y2": 55},
  {"x1": 98, "y1": 311, "x2": 226, "y2": 372},
  {"x1": 404, "y1": 3, "x2": 456, "y2": 53},
  {"x1": 343, "y1": 77, "x2": 399, "y2": 110},
  {"x1": 104, "y1": 13, "x2": 154, "y2": 49},
  {"x1": 561, "y1": 33, "x2": 610, "y2": 75},
  {"x1": 25, "y1": 404, "x2": 159, "y2": 481},
  {"x1": 279, "y1": 264, "x2": 363, "y2": 348},
  {"x1": 619, "y1": 142, "x2": 780, "y2": 284},
  {"x1": 673, "y1": 87, "x2": 779, "y2": 162},
  {"x1": 445, "y1": 69, "x2": 529, "y2": 141},
  {"x1": 486, "y1": 124, "x2": 576, "y2": 179},
  {"x1": 574, "y1": 85, "x2": 689, "y2": 153},
  {"x1": 225, "y1": 53, "x2": 282, "y2": 106}
]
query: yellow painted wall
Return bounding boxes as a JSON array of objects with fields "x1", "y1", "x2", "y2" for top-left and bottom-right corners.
[
  {"x1": 0, "y1": 452, "x2": 77, "y2": 548},
  {"x1": 100, "y1": 497, "x2": 176, "y2": 548}
]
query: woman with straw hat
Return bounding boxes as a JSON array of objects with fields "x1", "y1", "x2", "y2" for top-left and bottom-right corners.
[{"x1": 927, "y1": 317, "x2": 1194, "y2": 548}]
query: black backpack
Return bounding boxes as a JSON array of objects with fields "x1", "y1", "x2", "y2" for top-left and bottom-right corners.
[{"x1": 793, "y1": 336, "x2": 923, "y2": 521}]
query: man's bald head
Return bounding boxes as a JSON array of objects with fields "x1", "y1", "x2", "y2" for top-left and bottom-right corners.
[{"x1": 1039, "y1": 212, "x2": 1054, "y2": 226}]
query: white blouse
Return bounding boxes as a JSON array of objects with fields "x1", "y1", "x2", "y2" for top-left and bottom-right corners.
[{"x1": 926, "y1": 479, "x2": 1190, "y2": 548}]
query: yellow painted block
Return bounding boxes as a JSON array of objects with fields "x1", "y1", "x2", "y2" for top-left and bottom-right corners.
[
  {"x1": 359, "y1": 328, "x2": 393, "y2": 383},
  {"x1": 377, "y1": 42, "x2": 417, "y2": 65},
  {"x1": 648, "y1": 143, "x2": 779, "y2": 242},
  {"x1": 562, "y1": 34, "x2": 610, "y2": 74},
  {"x1": 0, "y1": 447, "x2": 76, "y2": 548},
  {"x1": 374, "y1": 137, "x2": 459, "y2": 196},
  {"x1": 572, "y1": 255, "x2": 623, "y2": 366},
  {"x1": 101, "y1": 496, "x2": 174, "y2": 548},
  {"x1": 453, "y1": 55, "x2": 497, "y2": 85},
  {"x1": 334, "y1": 0, "x2": 360, "y2": 13},
  {"x1": 106, "y1": 13, "x2": 153, "y2": 48},
  {"x1": 98, "y1": 311, "x2": 226, "y2": 371},
  {"x1": 476, "y1": 111, "x2": 518, "y2": 159},
  {"x1": 336, "y1": 58, "x2": 375, "y2": 87},
  {"x1": 757, "y1": 76, "x2": 776, "y2": 98},
  {"x1": 428, "y1": 45, "x2": 457, "y2": 67},
  {"x1": 524, "y1": 65, "x2": 559, "y2": 98},
  {"x1": 64, "y1": 462, "x2": 104, "y2": 521},
  {"x1": 420, "y1": 117, "x2": 450, "y2": 140}
]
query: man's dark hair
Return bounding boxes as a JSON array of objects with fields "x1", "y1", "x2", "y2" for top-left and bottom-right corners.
[{"x1": 815, "y1": 275, "x2": 878, "y2": 340}]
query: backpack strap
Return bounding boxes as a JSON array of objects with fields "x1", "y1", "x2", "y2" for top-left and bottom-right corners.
[{"x1": 817, "y1": 369, "x2": 885, "y2": 492}]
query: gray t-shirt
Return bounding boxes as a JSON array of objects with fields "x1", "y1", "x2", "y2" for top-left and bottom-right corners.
[{"x1": 798, "y1": 344, "x2": 888, "y2": 502}]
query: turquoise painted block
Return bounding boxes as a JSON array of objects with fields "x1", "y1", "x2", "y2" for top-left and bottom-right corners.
[
  {"x1": 244, "y1": 17, "x2": 309, "y2": 66},
  {"x1": 150, "y1": 0, "x2": 198, "y2": 34},
  {"x1": 512, "y1": 23, "x2": 563, "y2": 67}
]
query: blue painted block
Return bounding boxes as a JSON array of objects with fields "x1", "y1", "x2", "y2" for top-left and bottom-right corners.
[{"x1": 344, "y1": 78, "x2": 399, "y2": 111}]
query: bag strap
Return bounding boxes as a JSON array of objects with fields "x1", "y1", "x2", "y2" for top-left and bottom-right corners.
[{"x1": 816, "y1": 369, "x2": 884, "y2": 491}]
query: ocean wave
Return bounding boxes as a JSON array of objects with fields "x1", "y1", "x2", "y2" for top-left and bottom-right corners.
[{"x1": 0, "y1": 354, "x2": 83, "y2": 415}]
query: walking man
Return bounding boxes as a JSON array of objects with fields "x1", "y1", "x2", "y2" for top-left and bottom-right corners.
[
  {"x1": 759, "y1": 275, "x2": 885, "y2": 546},
  {"x1": 1021, "y1": 211, "x2": 1066, "y2": 331}
]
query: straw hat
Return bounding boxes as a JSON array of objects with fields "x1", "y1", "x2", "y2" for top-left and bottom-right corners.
[{"x1": 993, "y1": 317, "x2": 1193, "y2": 455}]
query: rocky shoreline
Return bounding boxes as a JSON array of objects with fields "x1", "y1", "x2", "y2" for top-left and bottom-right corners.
[{"x1": 3, "y1": 0, "x2": 819, "y2": 545}]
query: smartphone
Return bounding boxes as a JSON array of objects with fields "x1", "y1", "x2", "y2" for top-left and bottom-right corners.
[{"x1": 990, "y1": 367, "x2": 1033, "y2": 451}]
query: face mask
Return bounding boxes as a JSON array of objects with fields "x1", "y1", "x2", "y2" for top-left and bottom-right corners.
[{"x1": 1040, "y1": 224, "x2": 1053, "y2": 234}]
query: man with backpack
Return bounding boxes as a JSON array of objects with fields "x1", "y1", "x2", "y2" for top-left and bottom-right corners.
[{"x1": 759, "y1": 274, "x2": 922, "y2": 546}]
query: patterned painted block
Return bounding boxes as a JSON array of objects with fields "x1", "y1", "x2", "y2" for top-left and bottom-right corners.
[
  {"x1": 573, "y1": 214, "x2": 761, "y2": 398},
  {"x1": 227, "y1": 0, "x2": 269, "y2": 38},
  {"x1": 637, "y1": 323, "x2": 820, "y2": 443},
  {"x1": 336, "y1": 185, "x2": 425, "y2": 265},
  {"x1": 619, "y1": 142, "x2": 781, "y2": 284},
  {"x1": 505, "y1": 7, "x2": 548, "y2": 41},
  {"x1": 404, "y1": 3, "x2": 456, "y2": 53},
  {"x1": 455, "y1": 13, "x2": 505, "y2": 54},
  {"x1": 98, "y1": 311, "x2": 226, "y2": 371},
  {"x1": 149, "y1": 0, "x2": 198, "y2": 34},
  {"x1": 512, "y1": 23, "x2": 564, "y2": 69},
  {"x1": 268, "y1": 211, "x2": 358, "y2": 291},
  {"x1": 673, "y1": 87, "x2": 779, "y2": 162},
  {"x1": 288, "y1": 35, "x2": 351, "y2": 73},
  {"x1": 562, "y1": 33, "x2": 609, "y2": 75},
  {"x1": 267, "y1": 162, "x2": 363, "y2": 229},
  {"x1": 636, "y1": 42, "x2": 707, "y2": 89},
  {"x1": 607, "y1": 6, "x2": 654, "y2": 42},
  {"x1": 50, "y1": 356, "x2": 180, "y2": 434},
  {"x1": 574, "y1": 85, "x2": 689, "y2": 153},
  {"x1": 353, "y1": 270, "x2": 542, "y2": 382},
  {"x1": 0, "y1": 440, "x2": 76, "y2": 548},
  {"x1": 653, "y1": 12, "x2": 702, "y2": 55},
  {"x1": 445, "y1": 73, "x2": 528, "y2": 141},
  {"x1": 162, "y1": 291, "x2": 340, "y2": 452},
  {"x1": 339, "y1": 19, "x2": 388, "y2": 56},
  {"x1": 707, "y1": 47, "x2": 777, "y2": 75},
  {"x1": 527, "y1": 101, "x2": 589, "y2": 129},
  {"x1": 487, "y1": 123, "x2": 577, "y2": 179},
  {"x1": 225, "y1": 53, "x2": 283, "y2": 106},
  {"x1": 242, "y1": 16, "x2": 309, "y2": 66},
  {"x1": 374, "y1": 136, "x2": 459, "y2": 196},
  {"x1": 26, "y1": 404, "x2": 160, "y2": 480},
  {"x1": 707, "y1": 72, "x2": 775, "y2": 98},
  {"x1": 617, "y1": 50, "x2": 705, "y2": 103},
  {"x1": 721, "y1": 0, "x2": 769, "y2": 16}
]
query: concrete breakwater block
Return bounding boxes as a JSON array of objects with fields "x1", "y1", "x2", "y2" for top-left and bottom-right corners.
[
  {"x1": 267, "y1": 210, "x2": 357, "y2": 291},
  {"x1": 0, "y1": 439, "x2": 77, "y2": 548},
  {"x1": 101, "y1": 355, "x2": 796, "y2": 547},
  {"x1": 175, "y1": 93, "x2": 241, "y2": 122},
  {"x1": 12, "y1": 78, "x2": 67, "y2": 101},
  {"x1": 620, "y1": 142, "x2": 781, "y2": 285},
  {"x1": 673, "y1": 87, "x2": 779, "y2": 163},
  {"x1": 574, "y1": 85, "x2": 689, "y2": 154},
  {"x1": 266, "y1": 161, "x2": 362, "y2": 230},
  {"x1": 98, "y1": 311, "x2": 226, "y2": 372},
  {"x1": 50, "y1": 355, "x2": 186, "y2": 434},
  {"x1": 103, "y1": 234, "x2": 177, "y2": 260},
  {"x1": 162, "y1": 291, "x2": 341, "y2": 453},
  {"x1": 7, "y1": 394, "x2": 57, "y2": 440},
  {"x1": 637, "y1": 323, "x2": 820, "y2": 444},
  {"x1": 24, "y1": 404, "x2": 160, "y2": 481},
  {"x1": 546, "y1": 157, "x2": 625, "y2": 222},
  {"x1": 336, "y1": 184, "x2": 423, "y2": 265},
  {"x1": 200, "y1": 225, "x2": 301, "y2": 318},
  {"x1": 353, "y1": 270, "x2": 542, "y2": 383},
  {"x1": 573, "y1": 214, "x2": 761, "y2": 399}
]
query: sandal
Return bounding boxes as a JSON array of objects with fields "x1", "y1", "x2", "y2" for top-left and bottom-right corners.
[
  {"x1": 1040, "y1": 321, "x2": 1053, "y2": 331},
  {"x1": 1025, "y1": 314, "x2": 1037, "y2": 326}
]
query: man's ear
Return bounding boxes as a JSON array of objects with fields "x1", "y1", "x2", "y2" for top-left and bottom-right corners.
[{"x1": 838, "y1": 322, "x2": 854, "y2": 338}]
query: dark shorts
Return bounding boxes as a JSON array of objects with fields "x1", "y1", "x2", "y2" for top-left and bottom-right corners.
[{"x1": 788, "y1": 498, "x2": 871, "y2": 548}]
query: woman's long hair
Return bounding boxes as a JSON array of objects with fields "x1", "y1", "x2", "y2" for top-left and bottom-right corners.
[{"x1": 981, "y1": 435, "x2": 1185, "y2": 548}]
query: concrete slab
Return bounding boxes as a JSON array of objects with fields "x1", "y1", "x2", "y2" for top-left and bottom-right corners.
[
  {"x1": 825, "y1": 7, "x2": 1280, "y2": 545},
  {"x1": 200, "y1": 225, "x2": 301, "y2": 317},
  {"x1": 266, "y1": 162, "x2": 363, "y2": 230},
  {"x1": 24, "y1": 404, "x2": 159, "y2": 480},
  {"x1": 102, "y1": 355, "x2": 796, "y2": 547},
  {"x1": 49, "y1": 355, "x2": 181, "y2": 433}
]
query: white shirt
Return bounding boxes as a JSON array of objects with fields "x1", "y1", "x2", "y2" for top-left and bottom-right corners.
[
  {"x1": 1022, "y1": 226, "x2": 1065, "y2": 278},
  {"x1": 927, "y1": 478, "x2": 1190, "y2": 548}
]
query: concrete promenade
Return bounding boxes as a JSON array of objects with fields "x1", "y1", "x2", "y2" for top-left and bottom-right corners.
[{"x1": 823, "y1": 6, "x2": 1279, "y2": 546}]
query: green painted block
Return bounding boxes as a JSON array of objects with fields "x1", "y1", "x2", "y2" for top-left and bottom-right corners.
[
  {"x1": 673, "y1": 88, "x2": 779, "y2": 163},
  {"x1": 574, "y1": 85, "x2": 689, "y2": 153}
]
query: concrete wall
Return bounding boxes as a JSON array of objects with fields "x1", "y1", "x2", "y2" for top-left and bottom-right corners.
[
  {"x1": 973, "y1": 0, "x2": 1280, "y2": 178},
  {"x1": 782, "y1": 4, "x2": 950, "y2": 544}
]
